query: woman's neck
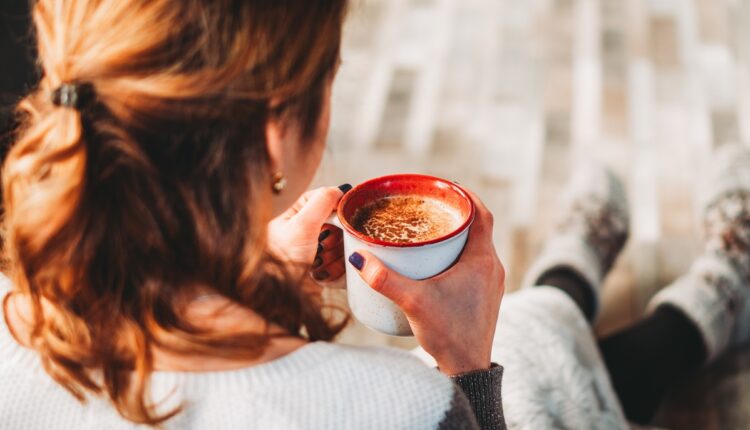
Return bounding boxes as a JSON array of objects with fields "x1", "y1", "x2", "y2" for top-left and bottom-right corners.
[
  {"x1": 152, "y1": 294, "x2": 308, "y2": 371},
  {"x1": 3, "y1": 292, "x2": 308, "y2": 372}
]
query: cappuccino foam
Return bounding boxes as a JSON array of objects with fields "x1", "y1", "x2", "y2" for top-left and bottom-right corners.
[{"x1": 350, "y1": 195, "x2": 463, "y2": 244}]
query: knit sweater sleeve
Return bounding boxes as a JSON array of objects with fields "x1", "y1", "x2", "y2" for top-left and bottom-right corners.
[{"x1": 438, "y1": 364, "x2": 507, "y2": 430}]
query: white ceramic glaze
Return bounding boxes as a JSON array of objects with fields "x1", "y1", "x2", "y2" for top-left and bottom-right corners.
[{"x1": 326, "y1": 213, "x2": 471, "y2": 336}]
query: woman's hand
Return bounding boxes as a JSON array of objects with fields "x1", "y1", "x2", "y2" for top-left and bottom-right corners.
[
  {"x1": 348, "y1": 190, "x2": 504, "y2": 375},
  {"x1": 267, "y1": 186, "x2": 349, "y2": 282}
]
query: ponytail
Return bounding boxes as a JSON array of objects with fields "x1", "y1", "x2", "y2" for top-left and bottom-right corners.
[{"x1": 3, "y1": 0, "x2": 348, "y2": 425}]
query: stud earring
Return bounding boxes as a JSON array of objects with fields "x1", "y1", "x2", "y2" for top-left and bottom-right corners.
[{"x1": 271, "y1": 171, "x2": 287, "y2": 194}]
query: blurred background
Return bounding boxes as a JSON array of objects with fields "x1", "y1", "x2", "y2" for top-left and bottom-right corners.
[
  {"x1": 313, "y1": 0, "x2": 750, "y2": 426},
  {"x1": 317, "y1": 0, "x2": 750, "y2": 333}
]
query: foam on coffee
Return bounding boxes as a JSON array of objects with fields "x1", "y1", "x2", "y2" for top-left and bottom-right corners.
[{"x1": 350, "y1": 195, "x2": 463, "y2": 244}]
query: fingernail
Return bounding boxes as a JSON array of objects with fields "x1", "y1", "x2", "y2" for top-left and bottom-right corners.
[
  {"x1": 348, "y1": 252, "x2": 365, "y2": 271},
  {"x1": 312, "y1": 256, "x2": 323, "y2": 269},
  {"x1": 338, "y1": 183, "x2": 353, "y2": 194},
  {"x1": 313, "y1": 270, "x2": 329, "y2": 281},
  {"x1": 318, "y1": 229, "x2": 331, "y2": 241},
  {"x1": 317, "y1": 243, "x2": 324, "y2": 254}
]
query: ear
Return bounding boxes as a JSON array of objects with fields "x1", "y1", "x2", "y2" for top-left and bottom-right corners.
[{"x1": 265, "y1": 108, "x2": 285, "y2": 174}]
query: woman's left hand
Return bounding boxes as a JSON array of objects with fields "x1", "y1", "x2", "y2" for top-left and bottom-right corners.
[{"x1": 267, "y1": 186, "x2": 348, "y2": 283}]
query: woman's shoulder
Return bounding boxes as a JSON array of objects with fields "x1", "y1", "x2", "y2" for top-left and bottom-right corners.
[
  {"x1": 316, "y1": 342, "x2": 448, "y2": 386},
  {"x1": 253, "y1": 342, "x2": 458, "y2": 429},
  {"x1": 300, "y1": 343, "x2": 458, "y2": 428},
  {"x1": 154, "y1": 342, "x2": 458, "y2": 429}
]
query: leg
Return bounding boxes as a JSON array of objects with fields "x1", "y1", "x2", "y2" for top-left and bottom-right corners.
[
  {"x1": 536, "y1": 267, "x2": 707, "y2": 423},
  {"x1": 472, "y1": 286, "x2": 631, "y2": 429},
  {"x1": 605, "y1": 144, "x2": 750, "y2": 424},
  {"x1": 522, "y1": 160, "x2": 711, "y2": 425},
  {"x1": 538, "y1": 268, "x2": 708, "y2": 425},
  {"x1": 524, "y1": 162, "x2": 629, "y2": 322},
  {"x1": 598, "y1": 306, "x2": 706, "y2": 424}
]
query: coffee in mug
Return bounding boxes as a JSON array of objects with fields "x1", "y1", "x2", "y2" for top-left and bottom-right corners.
[{"x1": 350, "y1": 195, "x2": 464, "y2": 244}]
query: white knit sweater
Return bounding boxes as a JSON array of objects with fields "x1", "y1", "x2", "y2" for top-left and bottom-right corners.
[
  {"x1": 1, "y1": 275, "x2": 636, "y2": 429},
  {"x1": 0, "y1": 278, "x2": 505, "y2": 430}
]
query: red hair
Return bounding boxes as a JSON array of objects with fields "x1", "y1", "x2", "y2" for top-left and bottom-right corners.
[{"x1": 3, "y1": 0, "x2": 348, "y2": 425}]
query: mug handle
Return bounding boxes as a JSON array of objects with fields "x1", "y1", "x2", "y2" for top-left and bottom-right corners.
[{"x1": 315, "y1": 212, "x2": 346, "y2": 290}]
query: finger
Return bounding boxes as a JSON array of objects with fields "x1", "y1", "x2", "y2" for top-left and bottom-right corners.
[
  {"x1": 312, "y1": 257, "x2": 345, "y2": 282},
  {"x1": 317, "y1": 227, "x2": 343, "y2": 249},
  {"x1": 431, "y1": 189, "x2": 498, "y2": 280},
  {"x1": 319, "y1": 237, "x2": 343, "y2": 257},
  {"x1": 280, "y1": 189, "x2": 319, "y2": 219},
  {"x1": 347, "y1": 250, "x2": 419, "y2": 309},
  {"x1": 327, "y1": 264, "x2": 346, "y2": 281},
  {"x1": 312, "y1": 238, "x2": 343, "y2": 268},
  {"x1": 459, "y1": 188, "x2": 495, "y2": 254},
  {"x1": 294, "y1": 186, "x2": 346, "y2": 228},
  {"x1": 461, "y1": 187, "x2": 494, "y2": 234},
  {"x1": 312, "y1": 244, "x2": 344, "y2": 268},
  {"x1": 316, "y1": 243, "x2": 344, "y2": 266},
  {"x1": 313, "y1": 232, "x2": 343, "y2": 259},
  {"x1": 310, "y1": 272, "x2": 346, "y2": 289}
]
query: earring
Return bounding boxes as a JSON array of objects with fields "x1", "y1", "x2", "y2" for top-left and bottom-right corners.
[{"x1": 271, "y1": 171, "x2": 287, "y2": 194}]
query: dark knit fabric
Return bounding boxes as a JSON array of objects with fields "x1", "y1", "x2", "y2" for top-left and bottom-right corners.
[
  {"x1": 537, "y1": 268, "x2": 596, "y2": 321},
  {"x1": 447, "y1": 364, "x2": 507, "y2": 430},
  {"x1": 599, "y1": 305, "x2": 707, "y2": 424},
  {"x1": 437, "y1": 386, "x2": 481, "y2": 430}
]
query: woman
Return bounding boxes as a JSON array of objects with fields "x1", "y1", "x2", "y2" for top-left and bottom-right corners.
[
  {"x1": 0, "y1": 0, "x2": 505, "y2": 429},
  {"x1": 3, "y1": 1, "x2": 748, "y2": 429}
]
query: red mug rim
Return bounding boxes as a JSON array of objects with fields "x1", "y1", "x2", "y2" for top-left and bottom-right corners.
[{"x1": 335, "y1": 174, "x2": 476, "y2": 248}]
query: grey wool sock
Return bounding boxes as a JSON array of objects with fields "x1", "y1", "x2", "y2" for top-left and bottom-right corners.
[
  {"x1": 523, "y1": 163, "x2": 630, "y2": 321},
  {"x1": 648, "y1": 144, "x2": 750, "y2": 362}
]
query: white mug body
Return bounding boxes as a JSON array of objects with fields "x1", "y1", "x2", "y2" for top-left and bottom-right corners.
[
  {"x1": 323, "y1": 174, "x2": 475, "y2": 336},
  {"x1": 341, "y1": 225, "x2": 470, "y2": 336}
]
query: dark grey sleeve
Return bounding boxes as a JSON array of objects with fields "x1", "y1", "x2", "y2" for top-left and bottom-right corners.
[
  {"x1": 438, "y1": 364, "x2": 507, "y2": 430},
  {"x1": 437, "y1": 386, "x2": 481, "y2": 430}
]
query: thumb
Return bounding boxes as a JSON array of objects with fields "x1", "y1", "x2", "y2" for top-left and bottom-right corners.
[
  {"x1": 348, "y1": 250, "x2": 419, "y2": 309},
  {"x1": 295, "y1": 186, "x2": 344, "y2": 228}
]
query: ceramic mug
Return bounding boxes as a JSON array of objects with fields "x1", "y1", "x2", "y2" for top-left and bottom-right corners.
[{"x1": 325, "y1": 174, "x2": 476, "y2": 336}]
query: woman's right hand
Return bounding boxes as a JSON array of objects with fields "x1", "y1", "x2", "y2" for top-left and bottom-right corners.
[{"x1": 348, "y1": 190, "x2": 505, "y2": 376}]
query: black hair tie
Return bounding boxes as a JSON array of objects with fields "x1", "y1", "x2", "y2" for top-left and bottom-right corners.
[{"x1": 51, "y1": 82, "x2": 95, "y2": 110}]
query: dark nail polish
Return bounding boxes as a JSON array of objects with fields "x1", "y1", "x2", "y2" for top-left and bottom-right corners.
[
  {"x1": 318, "y1": 229, "x2": 331, "y2": 241},
  {"x1": 338, "y1": 183, "x2": 353, "y2": 194},
  {"x1": 312, "y1": 256, "x2": 323, "y2": 269},
  {"x1": 313, "y1": 270, "x2": 329, "y2": 281},
  {"x1": 317, "y1": 243, "x2": 324, "y2": 254},
  {"x1": 348, "y1": 252, "x2": 365, "y2": 271}
]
